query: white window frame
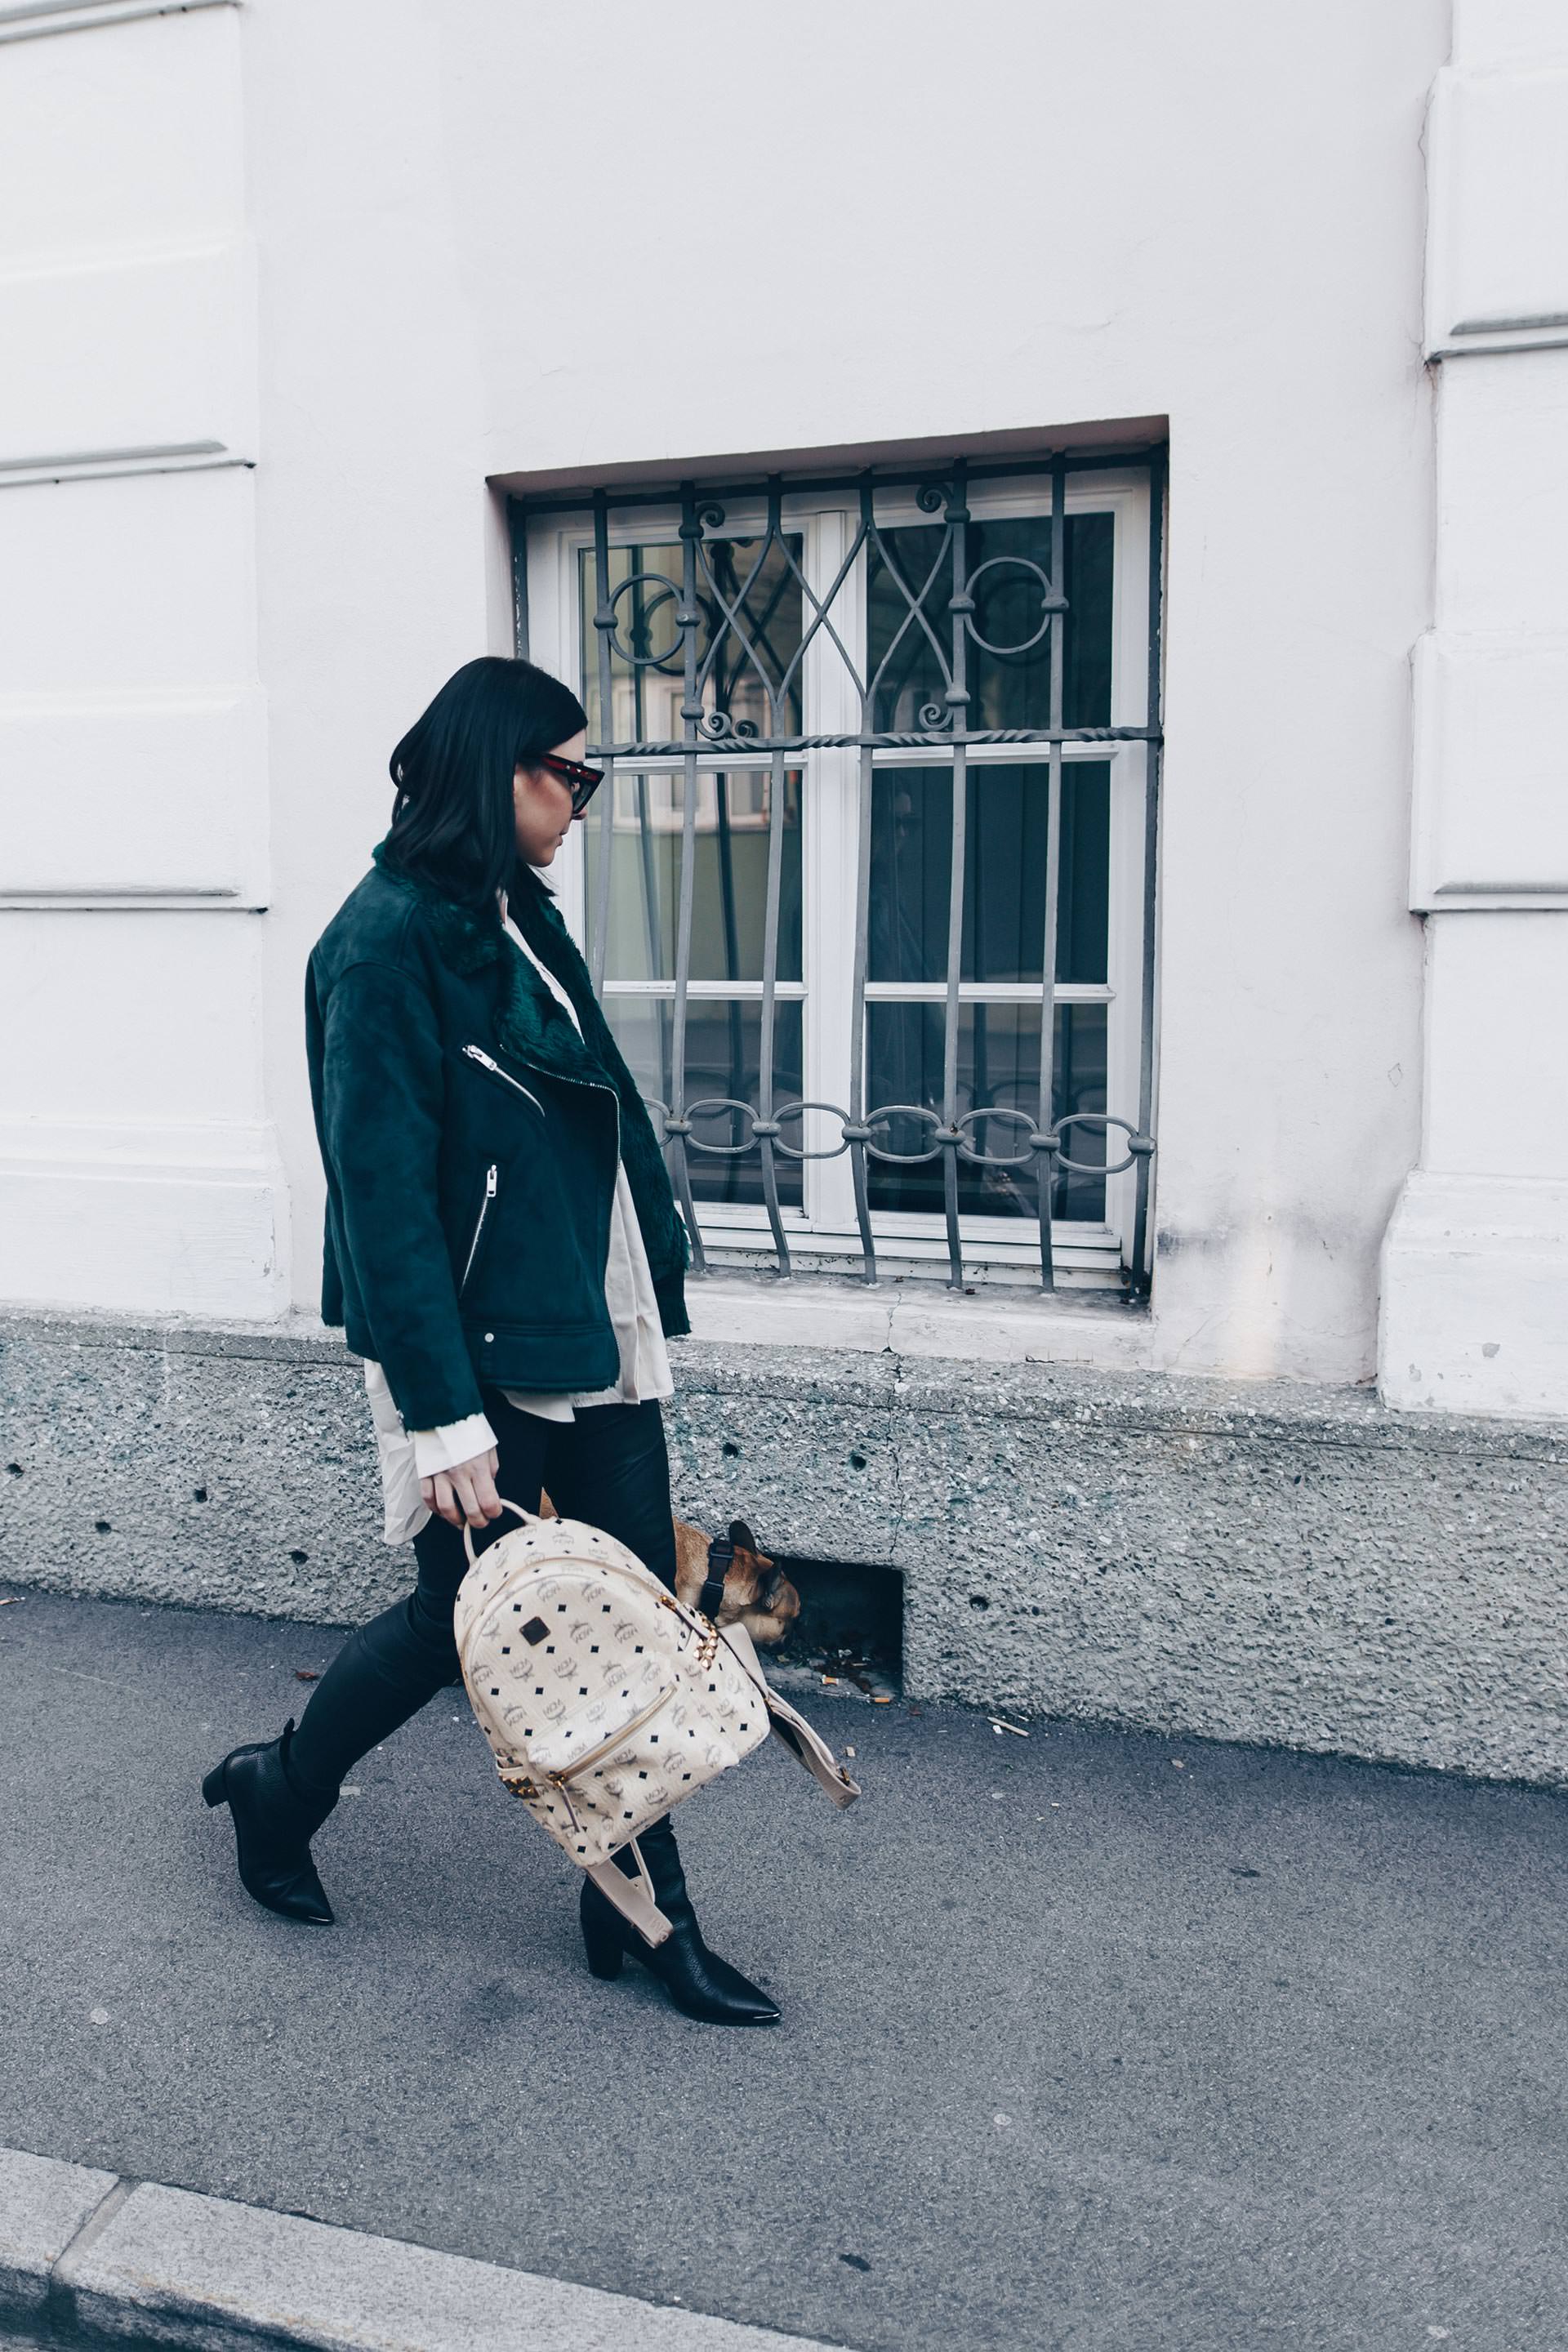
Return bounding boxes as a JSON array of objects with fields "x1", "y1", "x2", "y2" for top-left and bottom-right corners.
[{"x1": 523, "y1": 466, "x2": 1152, "y2": 1289}]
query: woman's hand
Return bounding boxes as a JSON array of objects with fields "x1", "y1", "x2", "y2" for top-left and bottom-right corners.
[{"x1": 421, "y1": 1446, "x2": 503, "y2": 1530}]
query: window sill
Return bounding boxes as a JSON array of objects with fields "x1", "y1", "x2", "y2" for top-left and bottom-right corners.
[
  {"x1": 691, "y1": 1221, "x2": 1127, "y2": 1290},
  {"x1": 681, "y1": 1267, "x2": 1153, "y2": 1374}
]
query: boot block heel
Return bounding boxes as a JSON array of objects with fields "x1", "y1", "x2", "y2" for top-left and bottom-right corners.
[
  {"x1": 202, "y1": 1763, "x2": 229, "y2": 1810},
  {"x1": 582, "y1": 1918, "x2": 626, "y2": 1980}
]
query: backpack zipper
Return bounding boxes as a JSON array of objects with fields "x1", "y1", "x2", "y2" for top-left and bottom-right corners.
[
  {"x1": 544, "y1": 1679, "x2": 681, "y2": 1828},
  {"x1": 462, "y1": 1044, "x2": 546, "y2": 1116},
  {"x1": 460, "y1": 1164, "x2": 498, "y2": 1292},
  {"x1": 550, "y1": 1684, "x2": 677, "y2": 1787}
]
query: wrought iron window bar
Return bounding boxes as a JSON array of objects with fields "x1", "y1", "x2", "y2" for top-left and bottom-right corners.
[{"x1": 511, "y1": 447, "x2": 1165, "y2": 1296}]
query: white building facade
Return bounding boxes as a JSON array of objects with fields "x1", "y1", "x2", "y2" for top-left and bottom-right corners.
[{"x1": 3, "y1": 0, "x2": 1566, "y2": 1781}]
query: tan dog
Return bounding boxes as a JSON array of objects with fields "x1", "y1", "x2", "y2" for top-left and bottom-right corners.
[
  {"x1": 537, "y1": 1492, "x2": 800, "y2": 1647},
  {"x1": 672, "y1": 1514, "x2": 801, "y2": 1647}
]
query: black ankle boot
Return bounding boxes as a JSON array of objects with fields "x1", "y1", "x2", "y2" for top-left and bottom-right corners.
[
  {"x1": 579, "y1": 1815, "x2": 779, "y2": 2026},
  {"x1": 203, "y1": 1717, "x2": 338, "y2": 1926}
]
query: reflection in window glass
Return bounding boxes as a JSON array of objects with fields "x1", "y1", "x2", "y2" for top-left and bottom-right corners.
[
  {"x1": 580, "y1": 538, "x2": 803, "y2": 745},
  {"x1": 866, "y1": 1003, "x2": 1107, "y2": 1221},
  {"x1": 604, "y1": 997, "x2": 803, "y2": 1210},
  {"x1": 587, "y1": 769, "x2": 802, "y2": 986},
  {"x1": 869, "y1": 763, "x2": 1109, "y2": 986},
  {"x1": 867, "y1": 512, "x2": 1113, "y2": 735}
]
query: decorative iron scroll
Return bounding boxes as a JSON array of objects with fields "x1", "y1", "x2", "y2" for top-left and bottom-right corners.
[{"x1": 514, "y1": 451, "x2": 1165, "y2": 1294}]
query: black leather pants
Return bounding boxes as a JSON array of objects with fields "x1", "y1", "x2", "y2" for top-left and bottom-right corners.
[{"x1": 288, "y1": 1392, "x2": 677, "y2": 1798}]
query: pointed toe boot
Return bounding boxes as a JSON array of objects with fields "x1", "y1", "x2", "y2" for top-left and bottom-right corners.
[
  {"x1": 203, "y1": 1717, "x2": 338, "y2": 1926},
  {"x1": 579, "y1": 1816, "x2": 779, "y2": 2026}
]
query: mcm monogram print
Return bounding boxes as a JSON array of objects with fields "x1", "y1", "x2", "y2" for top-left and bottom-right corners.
[
  {"x1": 454, "y1": 1508, "x2": 859, "y2": 1877},
  {"x1": 454, "y1": 1517, "x2": 771, "y2": 1869}
]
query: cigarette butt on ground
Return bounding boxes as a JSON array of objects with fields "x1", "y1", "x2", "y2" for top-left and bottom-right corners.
[{"x1": 989, "y1": 1717, "x2": 1029, "y2": 1737}]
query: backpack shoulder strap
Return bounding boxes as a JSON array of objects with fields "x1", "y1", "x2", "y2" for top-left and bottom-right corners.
[
  {"x1": 716, "y1": 1622, "x2": 862, "y2": 1811},
  {"x1": 583, "y1": 1842, "x2": 674, "y2": 1945}
]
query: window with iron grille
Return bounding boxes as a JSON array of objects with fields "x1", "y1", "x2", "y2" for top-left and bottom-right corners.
[{"x1": 513, "y1": 448, "x2": 1163, "y2": 1294}]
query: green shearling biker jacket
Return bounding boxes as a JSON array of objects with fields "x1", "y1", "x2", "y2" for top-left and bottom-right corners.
[{"x1": 305, "y1": 843, "x2": 689, "y2": 1432}]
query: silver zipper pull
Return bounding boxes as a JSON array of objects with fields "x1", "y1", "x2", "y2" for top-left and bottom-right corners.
[
  {"x1": 460, "y1": 1164, "x2": 500, "y2": 1292},
  {"x1": 462, "y1": 1045, "x2": 547, "y2": 1117}
]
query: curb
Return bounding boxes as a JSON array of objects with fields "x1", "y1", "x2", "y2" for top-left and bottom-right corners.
[{"x1": 0, "y1": 2146, "x2": 850, "y2": 2352}]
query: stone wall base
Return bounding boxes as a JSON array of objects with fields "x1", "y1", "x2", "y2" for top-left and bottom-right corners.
[{"x1": 2, "y1": 1311, "x2": 1565, "y2": 1785}]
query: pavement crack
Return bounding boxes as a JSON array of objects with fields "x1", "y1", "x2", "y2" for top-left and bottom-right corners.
[{"x1": 51, "y1": 2172, "x2": 134, "y2": 2278}]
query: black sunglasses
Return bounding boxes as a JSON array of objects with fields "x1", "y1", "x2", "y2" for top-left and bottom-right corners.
[{"x1": 537, "y1": 751, "x2": 605, "y2": 815}]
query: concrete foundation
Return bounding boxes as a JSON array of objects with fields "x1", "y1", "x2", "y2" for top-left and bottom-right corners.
[{"x1": 2, "y1": 1310, "x2": 1566, "y2": 1785}]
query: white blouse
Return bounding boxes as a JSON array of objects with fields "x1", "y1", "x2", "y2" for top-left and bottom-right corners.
[{"x1": 363, "y1": 899, "x2": 673, "y2": 1544}]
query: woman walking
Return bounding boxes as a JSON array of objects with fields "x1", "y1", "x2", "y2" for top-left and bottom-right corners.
[{"x1": 203, "y1": 656, "x2": 778, "y2": 2027}]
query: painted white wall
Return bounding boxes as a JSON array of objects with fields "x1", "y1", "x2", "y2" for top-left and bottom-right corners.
[{"x1": 0, "y1": 0, "x2": 1477, "y2": 1402}]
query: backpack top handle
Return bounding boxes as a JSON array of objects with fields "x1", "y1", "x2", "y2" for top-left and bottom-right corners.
[{"x1": 461, "y1": 1499, "x2": 540, "y2": 1565}]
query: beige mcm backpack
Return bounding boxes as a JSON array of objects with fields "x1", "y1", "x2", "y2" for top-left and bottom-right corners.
[{"x1": 453, "y1": 1502, "x2": 861, "y2": 1945}]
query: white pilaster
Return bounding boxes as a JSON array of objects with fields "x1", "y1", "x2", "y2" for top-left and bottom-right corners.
[
  {"x1": 0, "y1": 0, "x2": 283, "y2": 1318},
  {"x1": 1381, "y1": 2, "x2": 1568, "y2": 1412}
]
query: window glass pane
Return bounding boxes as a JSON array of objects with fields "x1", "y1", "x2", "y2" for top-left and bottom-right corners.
[
  {"x1": 865, "y1": 1002, "x2": 1106, "y2": 1222},
  {"x1": 867, "y1": 510, "x2": 1113, "y2": 735},
  {"x1": 1051, "y1": 1004, "x2": 1108, "y2": 1218},
  {"x1": 604, "y1": 996, "x2": 803, "y2": 1209},
  {"x1": 1056, "y1": 763, "x2": 1109, "y2": 985},
  {"x1": 870, "y1": 761, "x2": 1109, "y2": 986},
  {"x1": 586, "y1": 768, "x2": 802, "y2": 985},
  {"x1": 869, "y1": 767, "x2": 950, "y2": 984},
  {"x1": 580, "y1": 538, "x2": 804, "y2": 745}
]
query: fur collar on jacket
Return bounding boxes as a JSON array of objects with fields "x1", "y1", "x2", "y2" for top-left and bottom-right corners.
[{"x1": 370, "y1": 840, "x2": 601, "y2": 1088}]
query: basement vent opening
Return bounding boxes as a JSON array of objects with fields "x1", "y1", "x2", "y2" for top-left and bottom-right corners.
[{"x1": 769, "y1": 1557, "x2": 904, "y2": 1701}]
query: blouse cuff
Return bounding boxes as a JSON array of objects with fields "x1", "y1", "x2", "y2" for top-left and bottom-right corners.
[{"x1": 412, "y1": 1414, "x2": 498, "y2": 1479}]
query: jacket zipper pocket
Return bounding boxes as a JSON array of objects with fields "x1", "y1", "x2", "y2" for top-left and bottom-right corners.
[
  {"x1": 460, "y1": 1164, "x2": 498, "y2": 1293},
  {"x1": 462, "y1": 1044, "x2": 546, "y2": 1117},
  {"x1": 469, "y1": 1043, "x2": 621, "y2": 1164}
]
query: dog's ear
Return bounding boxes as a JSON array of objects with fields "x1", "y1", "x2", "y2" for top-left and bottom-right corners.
[{"x1": 728, "y1": 1517, "x2": 759, "y2": 1552}]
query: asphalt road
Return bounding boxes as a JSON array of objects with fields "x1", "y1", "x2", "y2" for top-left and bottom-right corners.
[{"x1": 1, "y1": 1581, "x2": 1565, "y2": 2352}]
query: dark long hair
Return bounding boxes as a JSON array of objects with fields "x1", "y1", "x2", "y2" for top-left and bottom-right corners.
[{"x1": 382, "y1": 657, "x2": 588, "y2": 907}]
